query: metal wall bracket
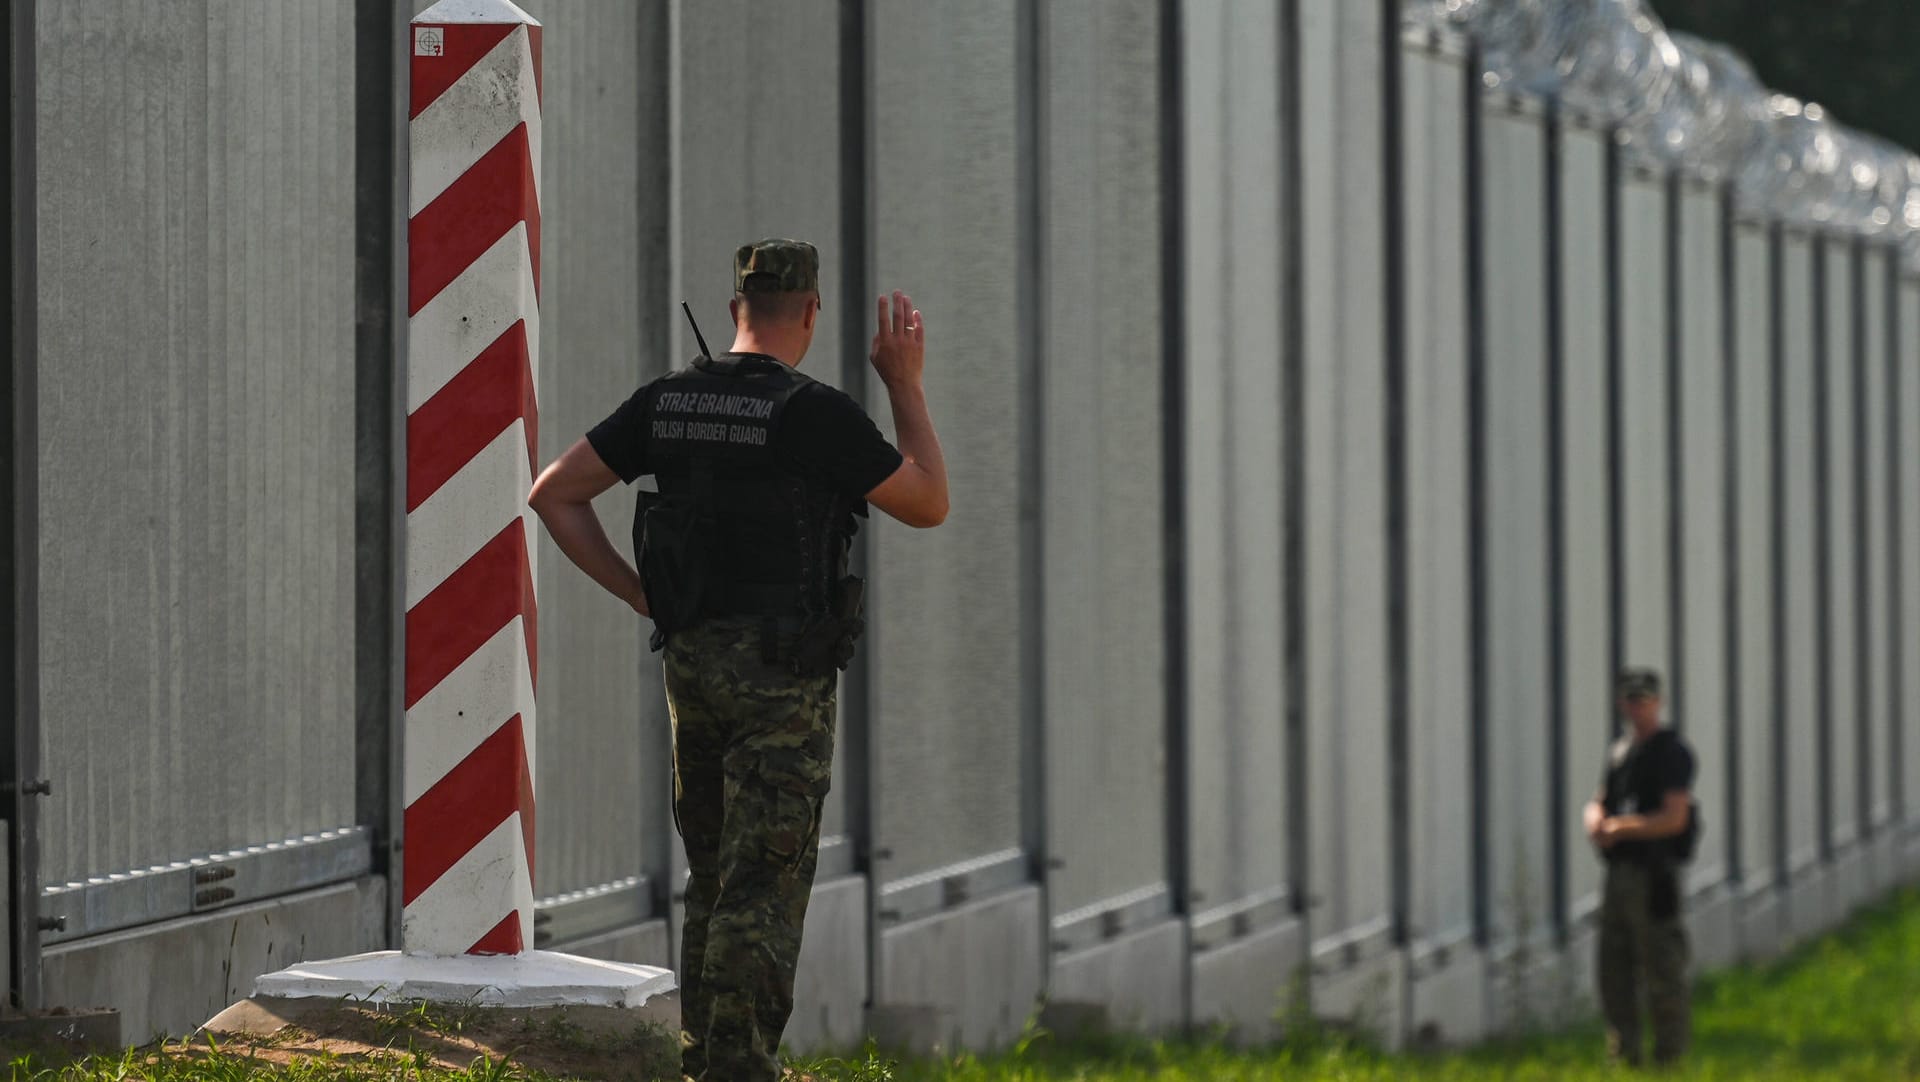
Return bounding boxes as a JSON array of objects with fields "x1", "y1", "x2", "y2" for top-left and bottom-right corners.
[
  {"x1": 531, "y1": 876, "x2": 654, "y2": 949},
  {"x1": 1049, "y1": 882, "x2": 1173, "y2": 957},
  {"x1": 875, "y1": 848, "x2": 1028, "y2": 926},
  {"x1": 39, "y1": 827, "x2": 371, "y2": 945},
  {"x1": 1188, "y1": 885, "x2": 1294, "y2": 953}
]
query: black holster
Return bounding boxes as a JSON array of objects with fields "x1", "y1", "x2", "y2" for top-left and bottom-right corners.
[
  {"x1": 1647, "y1": 859, "x2": 1681, "y2": 920},
  {"x1": 789, "y1": 575, "x2": 866, "y2": 678},
  {"x1": 637, "y1": 494, "x2": 713, "y2": 652}
]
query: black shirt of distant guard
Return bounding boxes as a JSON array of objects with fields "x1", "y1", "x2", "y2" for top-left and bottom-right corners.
[{"x1": 1599, "y1": 729, "x2": 1696, "y2": 865}]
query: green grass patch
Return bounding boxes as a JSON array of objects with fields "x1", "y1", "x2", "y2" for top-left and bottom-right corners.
[
  {"x1": 4, "y1": 1044, "x2": 559, "y2": 1081},
  {"x1": 2, "y1": 999, "x2": 675, "y2": 1081},
  {"x1": 798, "y1": 886, "x2": 1920, "y2": 1082},
  {"x1": 8, "y1": 888, "x2": 1917, "y2": 1080}
]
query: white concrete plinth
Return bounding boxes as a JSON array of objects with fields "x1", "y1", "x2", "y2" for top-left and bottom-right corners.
[{"x1": 253, "y1": 949, "x2": 675, "y2": 1009}]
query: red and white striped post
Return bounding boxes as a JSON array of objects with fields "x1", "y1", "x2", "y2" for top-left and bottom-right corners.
[
  {"x1": 232, "y1": 0, "x2": 672, "y2": 1012},
  {"x1": 236, "y1": 0, "x2": 670, "y2": 1015},
  {"x1": 402, "y1": 0, "x2": 543, "y2": 957}
]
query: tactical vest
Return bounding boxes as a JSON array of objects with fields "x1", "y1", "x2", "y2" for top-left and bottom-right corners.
[
  {"x1": 634, "y1": 354, "x2": 861, "y2": 666},
  {"x1": 1602, "y1": 729, "x2": 1701, "y2": 866}
]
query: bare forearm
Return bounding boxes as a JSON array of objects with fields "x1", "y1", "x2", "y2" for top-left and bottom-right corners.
[
  {"x1": 1606, "y1": 811, "x2": 1685, "y2": 841},
  {"x1": 886, "y1": 381, "x2": 947, "y2": 498},
  {"x1": 534, "y1": 500, "x2": 644, "y2": 613}
]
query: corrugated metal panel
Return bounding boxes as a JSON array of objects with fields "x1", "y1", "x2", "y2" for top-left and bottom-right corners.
[
  {"x1": 670, "y1": 0, "x2": 852, "y2": 856},
  {"x1": 868, "y1": 0, "x2": 1025, "y2": 885},
  {"x1": 1478, "y1": 103, "x2": 1552, "y2": 943},
  {"x1": 1180, "y1": 0, "x2": 1287, "y2": 922},
  {"x1": 1820, "y1": 237, "x2": 1860, "y2": 849},
  {"x1": 1402, "y1": 43, "x2": 1473, "y2": 945},
  {"x1": 1862, "y1": 248, "x2": 1894, "y2": 831},
  {"x1": 1039, "y1": 0, "x2": 1166, "y2": 919},
  {"x1": 1559, "y1": 125, "x2": 1613, "y2": 922},
  {"x1": 1301, "y1": 0, "x2": 1391, "y2": 949},
  {"x1": 1616, "y1": 177, "x2": 1670, "y2": 681},
  {"x1": 1676, "y1": 186, "x2": 1728, "y2": 886},
  {"x1": 1779, "y1": 234, "x2": 1820, "y2": 874},
  {"x1": 531, "y1": 0, "x2": 669, "y2": 902},
  {"x1": 1733, "y1": 224, "x2": 1776, "y2": 885},
  {"x1": 36, "y1": 0, "x2": 358, "y2": 888}
]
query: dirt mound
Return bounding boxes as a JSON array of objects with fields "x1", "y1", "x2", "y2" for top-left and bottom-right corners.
[{"x1": 201, "y1": 996, "x2": 682, "y2": 1080}]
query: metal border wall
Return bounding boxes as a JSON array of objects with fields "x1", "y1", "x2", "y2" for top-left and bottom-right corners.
[{"x1": 12, "y1": 0, "x2": 1920, "y2": 1049}]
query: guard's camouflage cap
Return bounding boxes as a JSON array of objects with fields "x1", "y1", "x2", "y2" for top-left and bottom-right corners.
[
  {"x1": 734, "y1": 238, "x2": 819, "y2": 294},
  {"x1": 1617, "y1": 667, "x2": 1663, "y2": 699}
]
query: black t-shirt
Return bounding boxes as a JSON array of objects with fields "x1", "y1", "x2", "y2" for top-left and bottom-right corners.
[
  {"x1": 586, "y1": 356, "x2": 904, "y2": 503},
  {"x1": 1600, "y1": 728, "x2": 1696, "y2": 863}
]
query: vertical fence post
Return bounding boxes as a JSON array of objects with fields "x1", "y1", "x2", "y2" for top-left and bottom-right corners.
[
  {"x1": 1664, "y1": 173, "x2": 1685, "y2": 727},
  {"x1": 1015, "y1": 0, "x2": 1048, "y2": 981},
  {"x1": 1462, "y1": 41, "x2": 1489, "y2": 946},
  {"x1": 1603, "y1": 134, "x2": 1624, "y2": 692},
  {"x1": 1, "y1": 0, "x2": 39, "y2": 1014},
  {"x1": 355, "y1": 0, "x2": 407, "y2": 951},
  {"x1": 1887, "y1": 251, "x2": 1906, "y2": 832},
  {"x1": 400, "y1": 0, "x2": 544, "y2": 957},
  {"x1": 837, "y1": 0, "x2": 881, "y2": 1014},
  {"x1": 1767, "y1": 223, "x2": 1789, "y2": 888},
  {"x1": 1543, "y1": 99, "x2": 1568, "y2": 944},
  {"x1": 1851, "y1": 239, "x2": 1872, "y2": 842},
  {"x1": 1278, "y1": 0, "x2": 1308, "y2": 929},
  {"x1": 1720, "y1": 191, "x2": 1742, "y2": 885},
  {"x1": 1810, "y1": 238, "x2": 1832, "y2": 864},
  {"x1": 1380, "y1": 0, "x2": 1411, "y2": 957},
  {"x1": 1158, "y1": 0, "x2": 1192, "y2": 965}
]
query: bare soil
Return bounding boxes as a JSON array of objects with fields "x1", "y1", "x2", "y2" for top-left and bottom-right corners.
[{"x1": 201, "y1": 997, "x2": 682, "y2": 1080}]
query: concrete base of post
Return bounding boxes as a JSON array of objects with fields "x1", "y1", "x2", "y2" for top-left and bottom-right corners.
[{"x1": 242, "y1": 950, "x2": 675, "y2": 1011}]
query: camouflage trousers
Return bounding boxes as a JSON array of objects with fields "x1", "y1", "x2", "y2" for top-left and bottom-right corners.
[
  {"x1": 664, "y1": 619, "x2": 836, "y2": 1082},
  {"x1": 1596, "y1": 860, "x2": 1691, "y2": 1065}
]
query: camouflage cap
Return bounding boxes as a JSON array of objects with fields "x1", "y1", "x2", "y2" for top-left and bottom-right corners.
[
  {"x1": 1617, "y1": 667, "x2": 1663, "y2": 699},
  {"x1": 734, "y1": 238, "x2": 819, "y2": 294}
]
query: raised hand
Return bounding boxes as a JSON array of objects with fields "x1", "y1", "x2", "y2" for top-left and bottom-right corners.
[{"x1": 869, "y1": 290, "x2": 925, "y2": 389}]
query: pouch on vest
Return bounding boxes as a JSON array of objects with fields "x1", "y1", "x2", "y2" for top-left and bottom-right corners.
[
  {"x1": 638, "y1": 491, "x2": 713, "y2": 652},
  {"x1": 1637, "y1": 732, "x2": 1702, "y2": 866},
  {"x1": 1670, "y1": 799, "x2": 1701, "y2": 864},
  {"x1": 790, "y1": 574, "x2": 866, "y2": 678},
  {"x1": 1608, "y1": 731, "x2": 1702, "y2": 866},
  {"x1": 1648, "y1": 861, "x2": 1681, "y2": 919}
]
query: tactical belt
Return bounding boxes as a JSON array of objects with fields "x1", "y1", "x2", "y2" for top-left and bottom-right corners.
[{"x1": 703, "y1": 582, "x2": 811, "y2": 618}]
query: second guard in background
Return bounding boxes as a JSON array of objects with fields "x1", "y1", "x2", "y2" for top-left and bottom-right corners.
[{"x1": 1583, "y1": 667, "x2": 1699, "y2": 1067}]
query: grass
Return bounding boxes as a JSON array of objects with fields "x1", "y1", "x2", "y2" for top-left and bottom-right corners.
[
  {"x1": 799, "y1": 886, "x2": 1920, "y2": 1082},
  {"x1": 7, "y1": 887, "x2": 1917, "y2": 1080},
  {"x1": 3, "y1": 1046, "x2": 552, "y2": 1081},
  {"x1": 0, "y1": 998, "x2": 677, "y2": 1082}
]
